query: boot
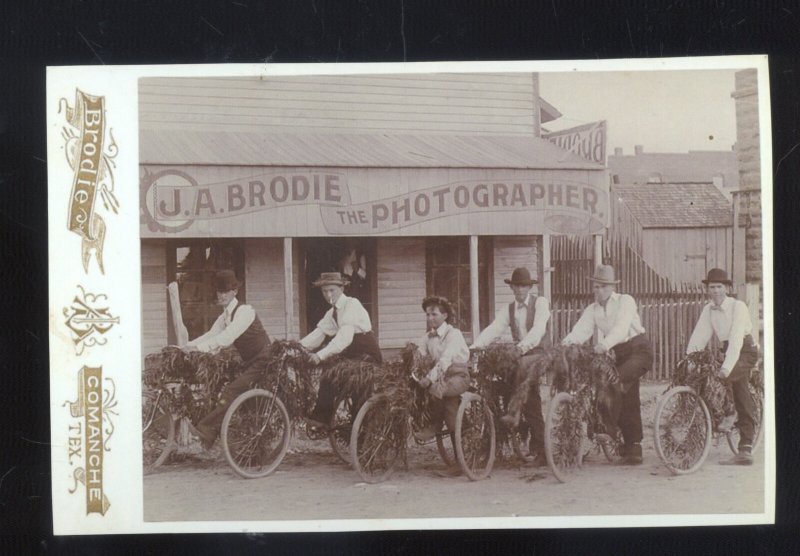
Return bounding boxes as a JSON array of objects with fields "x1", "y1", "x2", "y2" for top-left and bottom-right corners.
[
  {"x1": 620, "y1": 442, "x2": 643, "y2": 465},
  {"x1": 194, "y1": 404, "x2": 228, "y2": 449},
  {"x1": 414, "y1": 399, "x2": 445, "y2": 442},
  {"x1": 442, "y1": 396, "x2": 461, "y2": 434},
  {"x1": 720, "y1": 445, "x2": 753, "y2": 466}
]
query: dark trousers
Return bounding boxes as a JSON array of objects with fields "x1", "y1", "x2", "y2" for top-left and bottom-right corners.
[
  {"x1": 518, "y1": 351, "x2": 545, "y2": 454},
  {"x1": 310, "y1": 332, "x2": 382, "y2": 423},
  {"x1": 723, "y1": 336, "x2": 759, "y2": 448},
  {"x1": 197, "y1": 348, "x2": 270, "y2": 438},
  {"x1": 600, "y1": 335, "x2": 653, "y2": 446}
]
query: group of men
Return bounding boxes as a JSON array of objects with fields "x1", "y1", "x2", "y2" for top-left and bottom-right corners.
[{"x1": 182, "y1": 260, "x2": 759, "y2": 468}]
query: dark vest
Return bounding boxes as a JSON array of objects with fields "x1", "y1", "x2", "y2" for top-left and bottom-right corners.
[
  {"x1": 231, "y1": 302, "x2": 270, "y2": 363},
  {"x1": 508, "y1": 295, "x2": 551, "y2": 348}
]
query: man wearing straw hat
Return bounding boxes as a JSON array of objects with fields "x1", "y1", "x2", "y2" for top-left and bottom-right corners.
[
  {"x1": 471, "y1": 267, "x2": 551, "y2": 466},
  {"x1": 184, "y1": 270, "x2": 271, "y2": 449},
  {"x1": 562, "y1": 264, "x2": 653, "y2": 465},
  {"x1": 686, "y1": 268, "x2": 759, "y2": 465},
  {"x1": 301, "y1": 271, "x2": 383, "y2": 430}
]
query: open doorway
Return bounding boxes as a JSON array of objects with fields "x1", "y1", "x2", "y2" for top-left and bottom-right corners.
[{"x1": 302, "y1": 238, "x2": 377, "y2": 336}]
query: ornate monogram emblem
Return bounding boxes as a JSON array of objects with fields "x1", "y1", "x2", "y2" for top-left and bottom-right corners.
[{"x1": 63, "y1": 286, "x2": 119, "y2": 355}]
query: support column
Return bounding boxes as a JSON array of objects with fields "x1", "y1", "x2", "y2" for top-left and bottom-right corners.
[
  {"x1": 593, "y1": 234, "x2": 603, "y2": 268},
  {"x1": 469, "y1": 235, "x2": 480, "y2": 341},
  {"x1": 542, "y1": 234, "x2": 552, "y2": 300},
  {"x1": 283, "y1": 237, "x2": 294, "y2": 339}
]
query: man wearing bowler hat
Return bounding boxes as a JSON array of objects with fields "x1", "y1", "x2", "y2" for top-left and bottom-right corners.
[
  {"x1": 686, "y1": 268, "x2": 759, "y2": 465},
  {"x1": 184, "y1": 270, "x2": 271, "y2": 449},
  {"x1": 301, "y1": 271, "x2": 383, "y2": 430},
  {"x1": 562, "y1": 264, "x2": 653, "y2": 465},
  {"x1": 471, "y1": 267, "x2": 551, "y2": 466}
]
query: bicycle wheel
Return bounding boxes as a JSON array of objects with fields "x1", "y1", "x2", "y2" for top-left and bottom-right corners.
[
  {"x1": 454, "y1": 393, "x2": 496, "y2": 481},
  {"x1": 726, "y1": 383, "x2": 764, "y2": 454},
  {"x1": 221, "y1": 389, "x2": 292, "y2": 479},
  {"x1": 544, "y1": 392, "x2": 583, "y2": 483},
  {"x1": 350, "y1": 395, "x2": 405, "y2": 484},
  {"x1": 436, "y1": 431, "x2": 457, "y2": 467},
  {"x1": 142, "y1": 389, "x2": 175, "y2": 474},
  {"x1": 329, "y1": 397, "x2": 354, "y2": 464},
  {"x1": 653, "y1": 386, "x2": 713, "y2": 475}
]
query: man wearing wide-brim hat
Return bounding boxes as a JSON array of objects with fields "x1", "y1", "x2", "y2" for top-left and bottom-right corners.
[
  {"x1": 471, "y1": 267, "x2": 551, "y2": 466},
  {"x1": 301, "y1": 271, "x2": 383, "y2": 430},
  {"x1": 184, "y1": 270, "x2": 271, "y2": 449},
  {"x1": 686, "y1": 268, "x2": 759, "y2": 465},
  {"x1": 562, "y1": 264, "x2": 653, "y2": 465}
]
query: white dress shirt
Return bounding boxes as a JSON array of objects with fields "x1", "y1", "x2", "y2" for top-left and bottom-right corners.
[
  {"x1": 562, "y1": 292, "x2": 645, "y2": 350},
  {"x1": 300, "y1": 294, "x2": 373, "y2": 361},
  {"x1": 417, "y1": 322, "x2": 470, "y2": 382},
  {"x1": 472, "y1": 294, "x2": 550, "y2": 353},
  {"x1": 187, "y1": 298, "x2": 255, "y2": 353},
  {"x1": 686, "y1": 295, "x2": 754, "y2": 373}
]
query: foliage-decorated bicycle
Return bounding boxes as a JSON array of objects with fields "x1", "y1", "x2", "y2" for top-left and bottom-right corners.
[
  {"x1": 653, "y1": 350, "x2": 764, "y2": 475},
  {"x1": 540, "y1": 344, "x2": 622, "y2": 483},
  {"x1": 349, "y1": 345, "x2": 496, "y2": 483}
]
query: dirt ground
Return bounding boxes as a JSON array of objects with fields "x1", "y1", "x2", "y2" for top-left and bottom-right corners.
[{"x1": 143, "y1": 382, "x2": 765, "y2": 522}]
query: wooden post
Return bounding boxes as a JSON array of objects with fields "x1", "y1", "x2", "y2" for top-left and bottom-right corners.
[
  {"x1": 731, "y1": 191, "x2": 746, "y2": 287},
  {"x1": 283, "y1": 237, "x2": 294, "y2": 339},
  {"x1": 167, "y1": 281, "x2": 189, "y2": 346},
  {"x1": 593, "y1": 234, "x2": 603, "y2": 268},
  {"x1": 542, "y1": 233, "x2": 552, "y2": 301},
  {"x1": 470, "y1": 235, "x2": 480, "y2": 342}
]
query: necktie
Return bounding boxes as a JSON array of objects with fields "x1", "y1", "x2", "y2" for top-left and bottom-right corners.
[{"x1": 332, "y1": 306, "x2": 338, "y2": 325}]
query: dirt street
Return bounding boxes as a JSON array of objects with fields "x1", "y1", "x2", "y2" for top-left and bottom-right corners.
[{"x1": 143, "y1": 383, "x2": 765, "y2": 522}]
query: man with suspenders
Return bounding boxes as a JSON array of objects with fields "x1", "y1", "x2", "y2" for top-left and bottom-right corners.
[
  {"x1": 471, "y1": 267, "x2": 551, "y2": 465},
  {"x1": 184, "y1": 270, "x2": 271, "y2": 449},
  {"x1": 301, "y1": 272, "x2": 383, "y2": 430}
]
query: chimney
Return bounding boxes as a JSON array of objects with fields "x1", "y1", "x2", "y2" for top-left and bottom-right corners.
[
  {"x1": 634, "y1": 145, "x2": 644, "y2": 156},
  {"x1": 614, "y1": 147, "x2": 623, "y2": 156}
]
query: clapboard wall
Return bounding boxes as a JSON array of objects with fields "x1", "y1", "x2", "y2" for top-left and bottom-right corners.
[
  {"x1": 244, "y1": 239, "x2": 301, "y2": 341},
  {"x1": 141, "y1": 240, "x2": 169, "y2": 361},
  {"x1": 376, "y1": 237, "x2": 427, "y2": 348},
  {"x1": 139, "y1": 73, "x2": 539, "y2": 137}
]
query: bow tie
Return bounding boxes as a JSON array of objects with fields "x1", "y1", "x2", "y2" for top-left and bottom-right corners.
[
  {"x1": 517, "y1": 302, "x2": 527, "y2": 310},
  {"x1": 428, "y1": 330, "x2": 439, "y2": 338},
  {"x1": 710, "y1": 304, "x2": 724, "y2": 312}
]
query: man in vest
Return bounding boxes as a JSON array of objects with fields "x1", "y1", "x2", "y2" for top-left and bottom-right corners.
[
  {"x1": 412, "y1": 296, "x2": 471, "y2": 444},
  {"x1": 686, "y1": 268, "x2": 759, "y2": 465},
  {"x1": 562, "y1": 264, "x2": 653, "y2": 465},
  {"x1": 470, "y1": 267, "x2": 551, "y2": 466},
  {"x1": 184, "y1": 270, "x2": 271, "y2": 450},
  {"x1": 302, "y1": 272, "x2": 383, "y2": 430}
]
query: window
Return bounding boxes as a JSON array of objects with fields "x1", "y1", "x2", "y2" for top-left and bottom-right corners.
[
  {"x1": 425, "y1": 237, "x2": 491, "y2": 338},
  {"x1": 166, "y1": 239, "x2": 245, "y2": 343}
]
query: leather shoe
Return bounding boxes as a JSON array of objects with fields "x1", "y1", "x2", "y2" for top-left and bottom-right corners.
[
  {"x1": 619, "y1": 443, "x2": 643, "y2": 465},
  {"x1": 305, "y1": 417, "x2": 329, "y2": 432},
  {"x1": 189, "y1": 422, "x2": 216, "y2": 450},
  {"x1": 720, "y1": 448, "x2": 753, "y2": 466},
  {"x1": 413, "y1": 425, "x2": 438, "y2": 443}
]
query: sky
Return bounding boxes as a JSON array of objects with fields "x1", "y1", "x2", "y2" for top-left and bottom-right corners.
[{"x1": 539, "y1": 69, "x2": 739, "y2": 155}]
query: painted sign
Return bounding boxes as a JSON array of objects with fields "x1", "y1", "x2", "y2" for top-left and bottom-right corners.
[
  {"x1": 140, "y1": 167, "x2": 609, "y2": 237},
  {"x1": 543, "y1": 120, "x2": 607, "y2": 165}
]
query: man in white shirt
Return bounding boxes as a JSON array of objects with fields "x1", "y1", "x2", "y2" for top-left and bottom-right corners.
[
  {"x1": 471, "y1": 267, "x2": 551, "y2": 465},
  {"x1": 301, "y1": 272, "x2": 382, "y2": 430},
  {"x1": 686, "y1": 268, "x2": 759, "y2": 465},
  {"x1": 413, "y1": 296, "x2": 471, "y2": 442},
  {"x1": 184, "y1": 270, "x2": 271, "y2": 449},
  {"x1": 562, "y1": 265, "x2": 653, "y2": 465}
]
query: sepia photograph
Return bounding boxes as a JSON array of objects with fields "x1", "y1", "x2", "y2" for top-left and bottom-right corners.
[{"x1": 134, "y1": 65, "x2": 770, "y2": 523}]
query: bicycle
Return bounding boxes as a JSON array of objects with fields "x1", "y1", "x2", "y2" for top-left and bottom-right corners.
[
  {"x1": 471, "y1": 343, "x2": 539, "y2": 464},
  {"x1": 220, "y1": 340, "x2": 378, "y2": 479},
  {"x1": 653, "y1": 350, "x2": 764, "y2": 475},
  {"x1": 542, "y1": 344, "x2": 621, "y2": 483},
  {"x1": 349, "y1": 346, "x2": 496, "y2": 483},
  {"x1": 142, "y1": 346, "x2": 241, "y2": 474}
]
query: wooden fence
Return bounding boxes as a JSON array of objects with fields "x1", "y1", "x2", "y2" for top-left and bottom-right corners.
[{"x1": 551, "y1": 235, "x2": 712, "y2": 381}]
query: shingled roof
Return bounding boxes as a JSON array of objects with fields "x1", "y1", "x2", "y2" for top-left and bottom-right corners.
[{"x1": 613, "y1": 183, "x2": 732, "y2": 228}]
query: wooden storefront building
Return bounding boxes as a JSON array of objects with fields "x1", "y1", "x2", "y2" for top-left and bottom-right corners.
[{"x1": 139, "y1": 73, "x2": 609, "y2": 361}]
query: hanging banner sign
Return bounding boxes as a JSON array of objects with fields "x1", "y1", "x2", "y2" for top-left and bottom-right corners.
[{"x1": 543, "y1": 120, "x2": 607, "y2": 165}]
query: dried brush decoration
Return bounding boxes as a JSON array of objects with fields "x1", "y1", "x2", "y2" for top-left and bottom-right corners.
[
  {"x1": 259, "y1": 340, "x2": 317, "y2": 420},
  {"x1": 672, "y1": 350, "x2": 735, "y2": 427}
]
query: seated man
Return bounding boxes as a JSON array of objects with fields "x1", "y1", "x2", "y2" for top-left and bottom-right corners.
[
  {"x1": 184, "y1": 270, "x2": 271, "y2": 449},
  {"x1": 301, "y1": 272, "x2": 382, "y2": 430},
  {"x1": 413, "y1": 296, "x2": 471, "y2": 442},
  {"x1": 471, "y1": 267, "x2": 550, "y2": 466},
  {"x1": 686, "y1": 268, "x2": 759, "y2": 466},
  {"x1": 561, "y1": 265, "x2": 653, "y2": 465}
]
